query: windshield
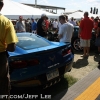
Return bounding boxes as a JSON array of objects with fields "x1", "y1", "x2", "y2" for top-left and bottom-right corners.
[{"x1": 16, "y1": 33, "x2": 50, "y2": 50}]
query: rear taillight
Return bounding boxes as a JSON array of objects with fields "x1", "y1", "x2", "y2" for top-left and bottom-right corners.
[
  {"x1": 10, "y1": 61, "x2": 27, "y2": 68},
  {"x1": 10, "y1": 59, "x2": 39, "y2": 69},
  {"x1": 62, "y1": 48, "x2": 71, "y2": 56},
  {"x1": 28, "y1": 59, "x2": 39, "y2": 66}
]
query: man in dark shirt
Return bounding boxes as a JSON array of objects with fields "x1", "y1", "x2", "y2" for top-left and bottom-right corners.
[
  {"x1": 96, "y1": 20, "x2": 100, "y2": 53},
  {"x1": 31, "y1": 18, "x2": 37, "y2": 33},
  {"x1": 97, "y1": 21, "x2": 100, "y2": 68},
  {"x1": 37, "y1": 14, "x2": 47, "y2": 37}
]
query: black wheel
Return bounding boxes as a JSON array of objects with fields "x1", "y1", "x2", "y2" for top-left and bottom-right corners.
[{"x1": 72, "y1": 38, "x2": 83, "y2": 51}]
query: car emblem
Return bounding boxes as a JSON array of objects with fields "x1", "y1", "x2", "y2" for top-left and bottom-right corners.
[{"x1": 49, "y1": 56, "x2": 55, "y2": 62}]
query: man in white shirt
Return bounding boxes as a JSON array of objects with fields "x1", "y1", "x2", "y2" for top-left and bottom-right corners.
[
  {"x1": 69, "y1": 17, "x2": 76, "y2": 26},
  {"x1": 58, "y1": 15, "x2": 74, "y2": 43},
  {"x1": 15, "y1": 16, "x2": 26, "y2": 33},
  {"x1": 52, "y1": 19, "x2": 58, "y2": 32}
]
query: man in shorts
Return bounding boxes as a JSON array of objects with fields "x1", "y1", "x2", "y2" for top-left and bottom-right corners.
[{"x1": 78, "y1": 12, "x2": 94, "y2": 57}]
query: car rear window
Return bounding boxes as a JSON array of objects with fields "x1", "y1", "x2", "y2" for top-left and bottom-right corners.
[{"x1": 16, "y1": 33, "x2": 50, "y2": 50}]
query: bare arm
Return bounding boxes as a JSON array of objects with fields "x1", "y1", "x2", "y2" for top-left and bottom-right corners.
[
  {"x1": 7, "y1": 43, "x2": 16, "y2": 52},
  {"x1": 58, "y1": 25, "x2": 63, "y2": 40},
  {"x1": 58, "y1": 34, "x2": 63, "y2": 39},
  {"x1": 5, "y1": 20, "x2": 18, "y2": 52}
]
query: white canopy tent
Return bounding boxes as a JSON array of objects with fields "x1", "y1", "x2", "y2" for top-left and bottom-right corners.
[
  {"x1": 68, "y1": 12, "x2": 83, "y2": 19},
  {"x1": 89, "y1": 13, "x2": 99, "y2": 18},
  {"x1": 68, "y1": 11, "x2": 99, "y2": 20},
  {"x1": 1, "y1": 0, "x2": 58, "y2": 19}
]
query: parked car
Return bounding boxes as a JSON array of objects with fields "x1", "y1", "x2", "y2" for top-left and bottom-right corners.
[
  {"x1": 71, "y1": 26, "x2": 96, "y2": 51},
  {"x1": 9, "y1": 33, "x2": 74, "y2": 89}
]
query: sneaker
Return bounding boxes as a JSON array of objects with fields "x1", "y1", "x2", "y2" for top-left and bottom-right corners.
[{"x1": 81, "y1": 54, "x2": 88, "y2": 58}]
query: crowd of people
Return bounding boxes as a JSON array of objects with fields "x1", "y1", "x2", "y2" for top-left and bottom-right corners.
[
  {"x1": 11, "y1": 12, "x2": 100, "y2": 56},
  {"x1": 0, "y1": 0, "x2": 100, "y2": 99},
  {"x1": 11, "y1": 12, "x2": 100, "y2": 66},
  {"x1": 11, "y1": 14, "x2": 80, "y2": 34}
]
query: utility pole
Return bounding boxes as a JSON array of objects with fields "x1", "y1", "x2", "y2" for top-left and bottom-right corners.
[{"x1": 35, "y1": 0, "x2": 37, "y2": 8}]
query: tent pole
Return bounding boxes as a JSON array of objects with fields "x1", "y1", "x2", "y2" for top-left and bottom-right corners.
[{"x1": 35, "y1": 0, "x2": 37, "y2": 8}]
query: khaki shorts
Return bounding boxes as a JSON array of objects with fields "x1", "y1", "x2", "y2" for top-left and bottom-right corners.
[{"x1": 80, "y1": 38, "x2": 90, "y2": 47}]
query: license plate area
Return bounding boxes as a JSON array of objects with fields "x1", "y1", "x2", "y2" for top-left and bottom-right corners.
[{"x1": 46, "y1": 69, "x2": 59, "y2": 81}]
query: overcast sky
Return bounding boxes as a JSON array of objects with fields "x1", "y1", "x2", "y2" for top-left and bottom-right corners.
[{"x1": 13, "y1": 0, "x2": 100, "y2": 14}]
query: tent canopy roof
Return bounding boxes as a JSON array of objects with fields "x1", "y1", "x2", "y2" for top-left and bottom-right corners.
[
  {"x1": 68, "y1": 11, "x2": 99, "y2": 19},
  {"x1": 1, "y1": 0, "x2": 58, "y2": 19}
]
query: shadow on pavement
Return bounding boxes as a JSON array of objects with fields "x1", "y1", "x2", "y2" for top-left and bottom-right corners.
[
  {"x1": 10, "y1": 77, "x2": 68, "y2": 100},
  {"x1": 73, "y1": 56, "x2": 89, "y2": 68},
  {"x1": 51, "y1": 77, "x2": 69, "y2": 100},
  {"x1": 73, "y1": 50, "x2": 100, "y2": 69}
]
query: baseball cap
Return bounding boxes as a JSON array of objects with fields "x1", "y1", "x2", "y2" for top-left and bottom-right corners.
[{"x1": 41, "y1": 14, "x2": 46, "y2": 17}]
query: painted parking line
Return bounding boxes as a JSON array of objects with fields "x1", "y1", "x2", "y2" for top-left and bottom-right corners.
[{"x1": 75, "y1": 77, "x2": 100, "y2": 100}]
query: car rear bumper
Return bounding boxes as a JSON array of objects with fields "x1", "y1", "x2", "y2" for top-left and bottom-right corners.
[{"x1": 11, "y1": 59, "x2": 73, "y2": 88}]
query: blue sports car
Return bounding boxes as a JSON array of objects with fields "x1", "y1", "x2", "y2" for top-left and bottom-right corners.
[{"x1": 9, "y1": 33, "x2": 74, "y2": 88}]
